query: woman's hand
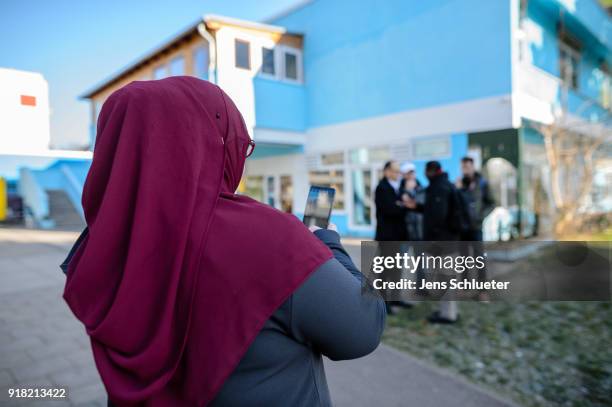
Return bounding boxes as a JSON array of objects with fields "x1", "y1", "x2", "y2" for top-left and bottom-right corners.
[{"x1": 309, "y1": 223, "x2": 338, "y2": 233}]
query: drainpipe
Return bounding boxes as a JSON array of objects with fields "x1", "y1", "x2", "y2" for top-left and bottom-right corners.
[{"x1": 197, "y1": 22, "x2": 217, "y2": 84}]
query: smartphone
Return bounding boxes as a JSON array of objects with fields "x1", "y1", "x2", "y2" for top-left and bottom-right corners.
[{"x1": 303, "y1": 186, "x2": 335, "y2": 229}]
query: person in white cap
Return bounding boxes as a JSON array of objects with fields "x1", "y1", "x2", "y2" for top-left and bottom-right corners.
[
  {"x1": 399, "y1": 162, "x2": 426, "y2": 300},
  {"x1": 400, "y1": 161, "x2": 415, "y2": 176}
]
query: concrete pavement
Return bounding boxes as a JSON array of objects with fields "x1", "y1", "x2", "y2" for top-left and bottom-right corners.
[
  {"x1": 0, "y1": 227, "x2": 517, "y2": 406},
  {"x1": 0, "y1": 228, "x2": 104, "y2": 406},
  {"x1": 325, "y1": 345, "x2": 514, "y2": 407}
]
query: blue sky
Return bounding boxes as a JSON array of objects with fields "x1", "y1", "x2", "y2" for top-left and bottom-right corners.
[{"x1": 0, "y1": 0, "x2": 299, "y2": 148}]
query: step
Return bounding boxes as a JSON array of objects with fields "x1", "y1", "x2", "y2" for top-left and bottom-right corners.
[{"x1": 46, "y1": 189, "x2": 86, "y2": 231}]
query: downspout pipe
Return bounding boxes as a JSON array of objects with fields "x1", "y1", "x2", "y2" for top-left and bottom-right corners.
[{"x1": 197, "y1": 21, "x2": 217, "y2": 84}]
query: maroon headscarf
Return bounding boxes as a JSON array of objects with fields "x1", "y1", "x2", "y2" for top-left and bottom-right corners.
[{"x1": 63, "y1": 77, "x2": 332, "y2": 406}]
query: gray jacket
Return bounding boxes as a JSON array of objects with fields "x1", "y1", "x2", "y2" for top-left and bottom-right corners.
[{"x1": 211, "y1": 229, "x2": 386, "y2": 406}]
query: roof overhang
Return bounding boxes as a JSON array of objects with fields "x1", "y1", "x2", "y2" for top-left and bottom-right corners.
[
  {"x1": 203, "y1": 14, "x2": 292, "y2": 35},
  {"x1": 79, "y1": 14, "x2": 301, "y2": 100}
]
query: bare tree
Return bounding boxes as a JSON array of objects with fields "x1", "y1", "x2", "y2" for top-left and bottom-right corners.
[{"x1": 528, "y1": 98, "x2": 611, "y2": 237}]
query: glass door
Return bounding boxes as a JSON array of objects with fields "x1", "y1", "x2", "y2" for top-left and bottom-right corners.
[{"x1": 350, "y1": 167, "x2": 373, "y2": 227}]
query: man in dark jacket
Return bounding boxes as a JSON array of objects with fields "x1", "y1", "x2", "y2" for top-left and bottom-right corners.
[
  {"x1": 375, "y1": 160, "x2": 407, "y2": 241},
  {"x1": 405, "y1": 161, "x2": 461, "y2": 323},
  {"x1": 375, "y1": 161, "x2": 411, "y2": 314},
  {"x1": 457, "y1": 156, "x2": 495, "y2": 241},
  {"x1": 406, "y1": 161, "x2": 461, "y2": 241},
  {"x1": 457, "y1": 156, "x2": 495, "y2": 301}
]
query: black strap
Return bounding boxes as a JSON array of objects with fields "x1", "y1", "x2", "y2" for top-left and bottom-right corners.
[{"x1": 59, "y1": 227, "x2": 89, "y2": 275}]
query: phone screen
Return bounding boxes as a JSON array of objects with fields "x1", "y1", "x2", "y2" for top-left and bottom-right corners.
[{"x1": 303, "y1": 186, "x2": 335, "y2": 229}]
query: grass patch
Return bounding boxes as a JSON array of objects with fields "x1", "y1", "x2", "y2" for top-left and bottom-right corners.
[
  {"x1": 383, "y1": 302, "x2": 612, "y2": 407},
  {"x1": 562, "y1": 228, "x2": 612, "y2": 242}
]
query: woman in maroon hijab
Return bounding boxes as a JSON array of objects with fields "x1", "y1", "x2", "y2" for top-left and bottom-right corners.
[{"x1": 62, "y1": 77, "x2": 385, "y2": 406}]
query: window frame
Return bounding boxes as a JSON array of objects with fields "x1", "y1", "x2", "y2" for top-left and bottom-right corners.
[
  {"x1": 192, "y1": 45, "x2": 209, "y2": 79},
  {"x1": 558, "y1": 36, "x2": 581, "y2": 90},
  {"x1": 169, "y1": 55, "x2": 185, "y2": 76},
  {"x1": 234, "y1": 39, "x2": 251, "y2": 70},
  {"x1": 153, "y1": 64, "x2": 168, "y2": 80},
  {"x1": 260, "y1": 46, "x2": 277, "y2": 78},
  {"x1": 279, "y1": 45, "x2": 303, "y2": 83},
  {"x1": 412, "y1": 136, "x2": 451, "y2": 160}
]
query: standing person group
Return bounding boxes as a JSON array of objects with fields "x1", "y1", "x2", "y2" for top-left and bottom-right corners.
[{"x1": 374, "y1": 157, "x2": 494, "y2": 322}]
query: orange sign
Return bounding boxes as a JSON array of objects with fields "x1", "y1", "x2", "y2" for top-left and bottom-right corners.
[{"x1": 20, "y1": 95, "x2": 37, "y2": 106}]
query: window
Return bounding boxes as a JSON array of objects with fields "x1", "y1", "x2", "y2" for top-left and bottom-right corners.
[
  {"x1": 257, "y1": 45, "x2": 302, "y2": 82},
  {"x1": 559, "y1": 37, "x2": 580, "y2": 90},
  {"x1": 308, "y1": 170, "x2": 345, "y2": 210},
  {"x1": 349, "y1": 147, "x2": 391, "y2": 164},
  {"x1": 235, "y1": 39, "x2": 250, "y2": 70},
  {"x1": 320, "y1": 152, "x2": 344, "y2": 165},
  {"x1": 413, "y1": 138, "x2": 450, "y2": 159},
  {"x1": 284, "y1": 51, "x2": 298, "y2": 80},
  {"x1": 153, "y1": 65, "x2": 167, "y2": 80},
  {"x1": 193, "y1": 46, "x2": 209, "y2": 79},
  {"x1": 169, "y1": 56, "x2": 185, "y2": 76},
  {"x1": 261, "y1": 47, "x2": 275, "y2": 75}
]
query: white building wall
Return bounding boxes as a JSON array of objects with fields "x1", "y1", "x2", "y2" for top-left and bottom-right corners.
[
  {"x1": 215, "y1": 26, "x2": 279, "y2": 138},
  {"x1": 0, "y1": 68, "x2": 51, "y2": 154},
  {"x1": 304, "y1": 94, "x2": 514, "y2": 153}
]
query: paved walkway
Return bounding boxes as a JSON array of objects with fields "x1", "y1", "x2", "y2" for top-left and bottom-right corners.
[{"x1": 0, "y1": 228, "x2": 517, "y2": 407}]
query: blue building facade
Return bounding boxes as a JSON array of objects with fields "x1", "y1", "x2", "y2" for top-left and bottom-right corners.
[
  {"x1": 12, "y1": 0, "x2": 609, "y2": 235},
  {"x1": 240, "y1": 0, "x2": 610, "y2": 237},
  {"x1": 272, "y1": 0, "x2": 513, "y2": 128}
]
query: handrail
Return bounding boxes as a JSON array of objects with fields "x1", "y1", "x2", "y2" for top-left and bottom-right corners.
[
  {"x1": 18, "y1": 168, "x2": 50, "y2": 224},
  {"x1": 60, "y1": 164, "x2": 85, "y2": 219}
]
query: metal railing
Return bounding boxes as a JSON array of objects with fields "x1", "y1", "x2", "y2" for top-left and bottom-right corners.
[
  {"x1": 18, "y1": 168, "x2": 53, "y2": 228},
  {"x1": 60, "y1": 164, "x2": 85, "y2": 219}
]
